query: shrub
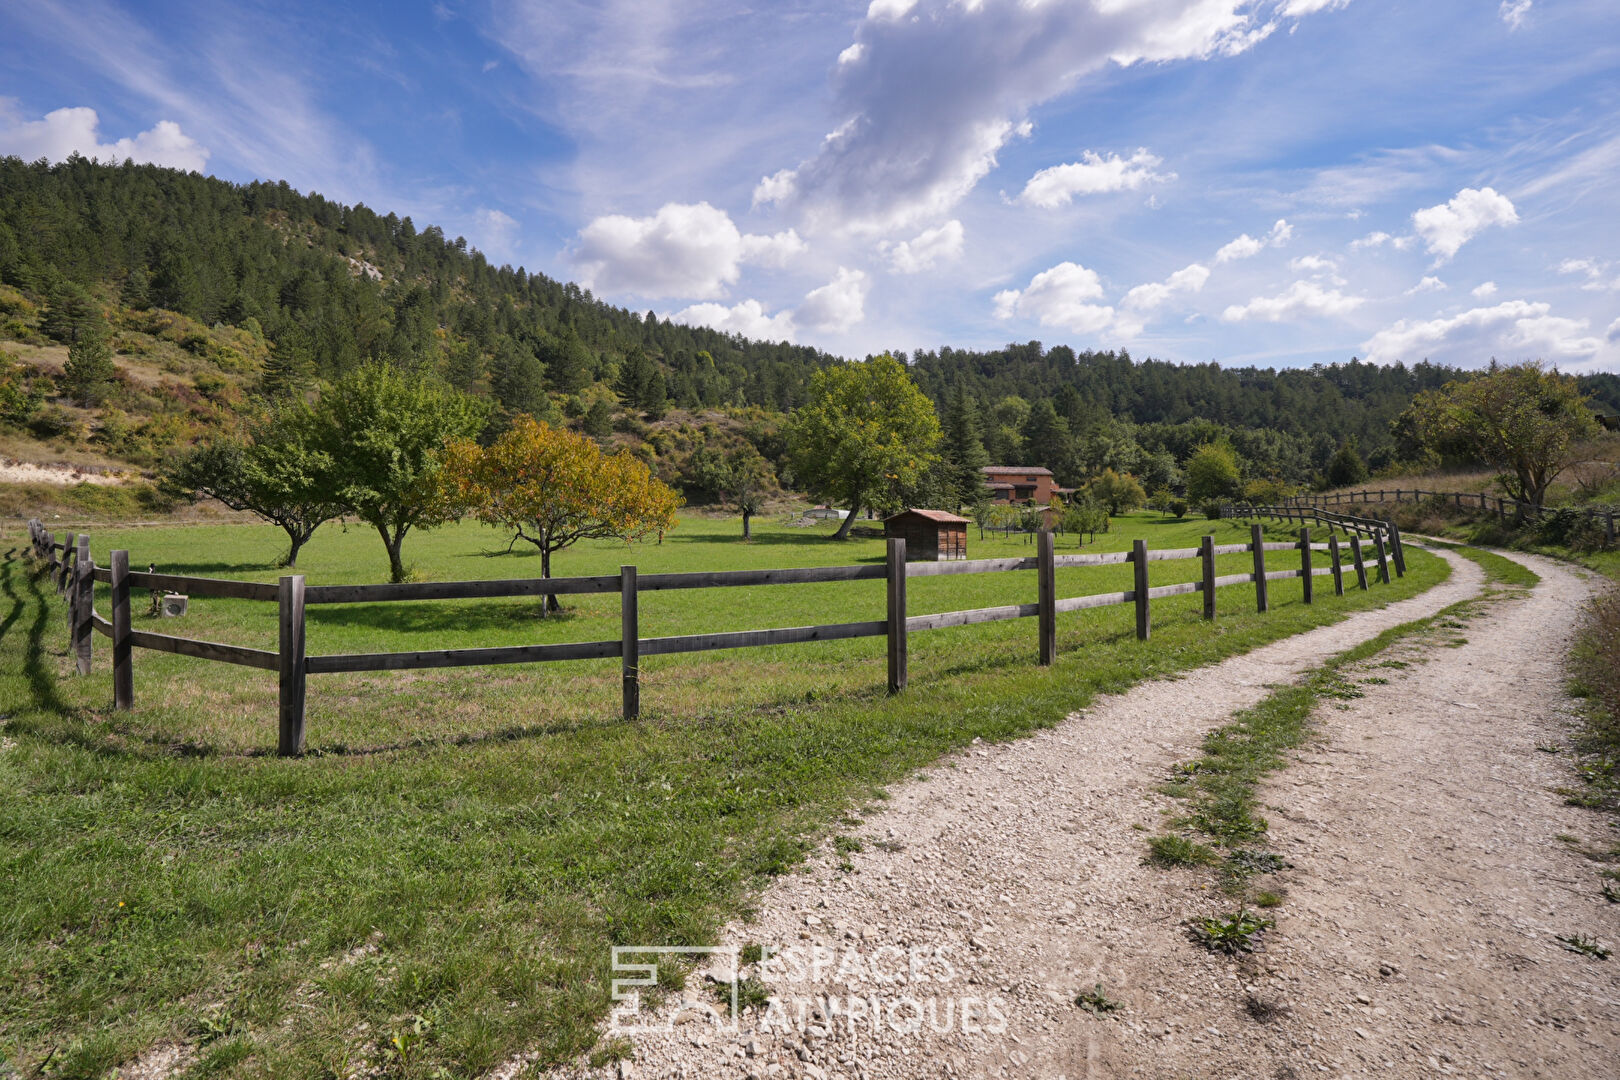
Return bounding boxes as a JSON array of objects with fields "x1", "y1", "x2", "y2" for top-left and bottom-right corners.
[
  {"x1": 1201, "y1": 500, "x2": 1224, "y2": 520},
  {"x1": 1169, "y1": 499, "x2": 1188, "y2": 519}
]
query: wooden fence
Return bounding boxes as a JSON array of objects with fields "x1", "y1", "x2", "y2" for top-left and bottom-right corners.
[
  {"x1": 25, "y1": 514, "x2": 1405, "y2": 758},
  {"x1": 1281, "y1": 487, "x2": 1617, "y2": 545},
  {"x1": 1223, "y1": 503, "x2": 1406, "y2": 578}
]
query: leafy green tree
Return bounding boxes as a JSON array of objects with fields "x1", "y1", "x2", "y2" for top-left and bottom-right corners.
[
  {"x1": 313, "y1": 365, "x2": 486, "y2": 582},
  {"x1": 61, "y1": 317, "x2": 116, "y2": 406},
  {"x1": 583, "y1": 397, "x2": 614, "y2": 438},
  {"x1": 1184, "y1": 442, "x2": 1243, "y2": 504},
  {"x1": 690, "y1": 440, "x2": 778, "y2": 538},
  {"x1": 1403, "y1": 361, "x2": 1600, "y2": 508},
  {"x1": 1088, "y1": 468, "x2": 1146, "y2": 515},
  {"x1": 1059, "y1": 494, "x2": 1109, "y2": 546},
  {"x1": 162, "y1": 401, "x2": 343, "y2": 567},
  {"x1": 1325, "y1": 441, "x2": 1369, "y2": 489},
  {"x1": 786, "y1": 355, "x2": 942, "y2": 540}
]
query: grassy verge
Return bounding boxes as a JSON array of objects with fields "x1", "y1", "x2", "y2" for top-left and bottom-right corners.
[
  {"x1": 0, "y1": 516, "x2": 1447, "y2": 1078},
  {"x1": 1150, "y1": 545, "x2": 1535, "y2": 904}
]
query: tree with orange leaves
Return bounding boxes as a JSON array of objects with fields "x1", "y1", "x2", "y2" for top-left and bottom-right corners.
[{"x1": 442, "y1": 416, "x2": 680, "y2": 611}]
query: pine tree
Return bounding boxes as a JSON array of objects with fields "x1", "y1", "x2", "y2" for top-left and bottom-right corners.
[
  {"x1": 615, "y1": 345, "x2": 657, "y2": 409},
  {"x1": 62, "y1": 318, "x2": 116, "y2": 405},
  {"x1": 258, "y1": 326, "x2": 316, "y2": 399},
  {"x1": 490, "y1": 338, "x2": 547, "y2": 415},
  {"x1": 542, "y1": 327, "x2": 592, "y2": 394},
  {"x1": 942, "y1": 389, "x2": 991, "y2": 507},
  {"x1": 583, "y1": 397, "x2": 613, "y2": 438},
  {"x1": 1021, "y1": 399, "x2": 1079, "y2": 485}
]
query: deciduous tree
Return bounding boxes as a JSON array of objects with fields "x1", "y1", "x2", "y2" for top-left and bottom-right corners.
[{"x1": 442, "y1": 416, "x2": 680, "y2": 609}]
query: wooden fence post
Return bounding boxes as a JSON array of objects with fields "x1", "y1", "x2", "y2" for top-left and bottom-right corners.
[
  {"x1": 277, "y1": 574, "x2": 307, "y2": 757},
  {"x1": 1374, "y1": 533, "x2": 1391, "y2": 585},
  {"x1": 1133, "y1": 539, "x2": 1150, "y2": 641},
  {"x1": 1387, "y1": 522, "x2": 1405, "y2": 577},
  {"x1": 886, "y1": 537, "x2": 907, "y2": 693},
  {"x1": 1251, "y1": 523, "x2": 1268, "y2": 613},
  {"x1": 1200, "y1": 534, "x2": 1216, "y2": 621},
  {"x1": 1350, "y1": 536, "x2": 1369, "y2": 591},
  {"x1": 1037, "y1": 530, "x2": 1056, "y2": 665},
  {"x1": 1328, "y1": 533, "x2": 1345, "y2": 596},
  {"x1": 1299, "y1": 527, "x2": 1313, "y2": 605},
  {"x1": 1608, "y1": 513, "x2": 1615, "y2": 548},
  {"x1": 73, "y1": 534, "x2": 92, "y2": 675},
  {"x1": 57, "y1": 532, "x2": 73, "y2": 595},
  {"x1": 621, "y1": 565, "x2": 640, "y2": 720},
  {"x1": 110, "y1": 550, "x2": 133, "y2": 710}
]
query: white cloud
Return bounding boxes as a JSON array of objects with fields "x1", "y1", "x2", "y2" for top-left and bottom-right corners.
[
  {"x1": 1017, "y1": 148, "x2": 1174, "y2": 209},
  {"x1": 472, "y1": 208, "x2": 519, "y2": 262},
  {"x1": 1499, "y1": 1, "x2": 1532, "y2": 30},
  {"x1": 993, "y1": 262, "x2": 1115, "y2": 335},
  {"x1": 1280, "y1": 0, "x2": 1351, "y2": 13},
  {"x1": 1411, "y1": 186, "x2": 1518, "y2": 262},
  {"x1": 796, "y1": 267, "x2": 870, "y2": 333},
  {"x1": 1558, "y1": 257, "x2": 1620, "y2": 291},
  {"x1": 773, "y1": 1, "x2": 1342, "y2": 232},
  {"x1": 1221, "y1": 280, "x2": 1365, "y2": 322},
  {"x1": 1362, "y1": 300, "x2": 1604, "y2": 364},
  {"x1": 1350, "y1": 231, "x2": 1391, "y2": 250},
  {"x1": 573, "y1": 202, "x2": 804, "y2": 299},
  {"x1": 1216, "y1": 218, "x2": 1291, "y2": 263},
  {"x1": 1405, "y1": 275, "x2": 1447, "y2": 295},
  {"x1": 1114, "y1": 263, "x2": 1210, "y2": 338},
  {"x1": 880, "y1": 220, "x2": 965, "y2": 274},
  {"x1": 671, "y1": 299, "x2": 797, "y2": 341},
  {"x1": 1609, "y1": 317, "x2": 1620, "y2": 344},
  {"x1": 0, "y1": 103, "x2": 210, "y2": 171},
  {"x1": 1472, "y1": 281, "x2": 1498, "y2": 298},
  {"x1": 752, "y1": 168, "x2": 798, "y2": 207}
]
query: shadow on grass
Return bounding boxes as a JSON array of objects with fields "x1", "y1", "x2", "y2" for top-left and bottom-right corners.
[
  {"x1": 306, "y1": 600, "x2": 588, "y2": 636},
  {"x1": 1, "y1": 556, "x2": 75, "y2": 719}
]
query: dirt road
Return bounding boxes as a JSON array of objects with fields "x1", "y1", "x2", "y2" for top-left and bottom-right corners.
[{"x1": 580, "y1": 547, "x2": 1618, "y2": 1080}]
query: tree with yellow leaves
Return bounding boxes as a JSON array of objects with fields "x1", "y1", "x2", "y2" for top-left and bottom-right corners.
[{"x1": 442, "y1": 416, "x2": 681, "y2": 612}]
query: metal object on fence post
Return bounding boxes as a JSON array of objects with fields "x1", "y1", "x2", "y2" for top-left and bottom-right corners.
[
  {"x1": 1374, "y1": 533, "x2": 1391, "y2": 584},
  {"x1": 1299, "y1": 527, "x2": 1313, "y2": 605},
  {"x1": 1133, "y1": 539, "x2": 1150, "y2": 641},
  {"x1": 1037, "y1": 530, "x2": 1056, "y2": 665},
  {"x1": 886, "y1": 537, "x2": 907, "y2": 693},
  {"x1": 1328, "y1": 533, "x2": 1345, "y2": 596},
  {"x1": 621, "y1": 565, "x2": 640, "y2": 720},
  {"x1": 1200, "y1": 534, "x2": 1216, "y2": 621},
  {"x1": 1251, "y1": 523, "x2": 1268, "y2": 613},
  {"x1": 1350, "y1": 536, "x2": 1369, "y2": 591},
  {"x1": 110, "y1": 550, "x2": 133, "y2": 710},
  {"x1": 277, "y1": 575, "x2": 307, "y2": 757},
  {"x1": 73, "y1": 535, "x2": 92, "y2": 675}
]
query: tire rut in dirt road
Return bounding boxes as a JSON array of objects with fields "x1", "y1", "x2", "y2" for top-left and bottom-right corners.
[{"x1": 573, "y1": 548, "x2": 1499, "y2": 1080}]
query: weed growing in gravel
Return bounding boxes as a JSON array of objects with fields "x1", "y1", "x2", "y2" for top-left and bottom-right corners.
[
  {"x1": 1190, "y1": 909, "x2": 1272, "y2": 955},
  {"x1": 1146, "y1": 835, "x2": 1220, "y2": 868},
  {"x1": 711, "y1": 978, "x2": 773, "y2": 1011},
  {"x1": 1244, "y1": 994, "x2": 1290, "y2": 1022},
  {"x1": 740, "y1": 942, "x2": 765, "y2": 965},
  {"x1": 1556, "y1": 934, "x2": 1612, "y2": 960},
  {"x1": 1075, "y1": 985, "x2": 1123, "y2": 1014},
  {"x1": 1253, "y1": 890, "x2": 1283, "y2": 908},
  {"x1": 589, "y1": 1038, "x2": 633, "y2": 1068}
]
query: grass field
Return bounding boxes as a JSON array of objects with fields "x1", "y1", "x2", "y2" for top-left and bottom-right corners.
[{"x1": 0, "y1": 511, "x2": 1446, "y2": 1078}]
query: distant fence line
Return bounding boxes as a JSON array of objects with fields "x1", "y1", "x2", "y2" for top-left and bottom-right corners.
[
  {"x1": 1280, "y1": 487, "x2": 1617, "y2": 545},
  {"x1": 25, "y1": 514, "x2": 1405, "y2": 758}
]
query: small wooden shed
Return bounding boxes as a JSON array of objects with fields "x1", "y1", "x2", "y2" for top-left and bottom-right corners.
[{"x1": 884, "y1": 509, "x2": 969, "y2": 561}]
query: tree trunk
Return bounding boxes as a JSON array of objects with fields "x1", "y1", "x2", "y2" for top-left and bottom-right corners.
[
  {"x1": 379, "y1": 524, "x2": 407, "y2": 583},
  {"x1": 833, "y1": 502, "x2": 859, "y2": 540},
  {"x1": 281, "y1": 525, "x2": 307, "y2": 569},
  {"x1": 540, "y1": 545, "x2": 559, "y2": 613},
  {"x1": 742, "y1": 510, "x2": 752, "y2": 540}
]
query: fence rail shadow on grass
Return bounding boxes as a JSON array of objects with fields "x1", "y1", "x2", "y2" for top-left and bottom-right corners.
[
  {"x1": 1279, "y1": 486, "x2": 1617, "y2": 545},
  {"x1": 25, "y1": 514, "x2": 1405, "y2": 758}
]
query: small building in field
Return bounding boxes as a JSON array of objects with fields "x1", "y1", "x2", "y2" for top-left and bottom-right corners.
[
  {"x1": 884, "y1": 509, "x2": 969, "y2": 561},
  {"x1": 982, "y1": 466, "x2": 1075, "y2": 505}
]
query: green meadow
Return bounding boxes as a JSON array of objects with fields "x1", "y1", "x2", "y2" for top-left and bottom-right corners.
[{"x1": 0, "y1": 511, "x2": 1445, "y2": 1078}]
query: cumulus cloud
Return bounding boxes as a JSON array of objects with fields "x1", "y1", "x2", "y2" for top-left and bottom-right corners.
[
  {"x1": 1405, "y1": 275, "x2": 1447, "y2": 295},
  {"x1": 1499, "y1": 1, "x2": 1531, "y2": 30},
  {"x1": 1221, "y1": 280, "x2": 1364, "y2": 322},
  {"x1": 1280, "y1": 0, "x2": 1351, "y2": 13},
  {"x1": 1350, "y1": 230, "x2": 1415, "y2": 252},
  {"x1": 671, "y1": 299, "x2": 797, "y2": 341},
  {"x1": 752, "y1": 168, "x2": 798, "y2": 208},
  {"x1": 1363, "y1": 300, "x2": 1604, "y2": 364},
  {"x1": 1017, "y1": 148, "x2": 1173, "y2": 209},
  {"x1": 1216, "y1": 219, "x2": 1292, "y2": 263},
  {"x1": 0, "y1": 103, "x2": 209, "y2": 171},
  {"x1": 880, "y1": 220, "x2": 965, "y2": 274},
  {"x1": 993, "y1": 261, "x2": 1115, "y2": 335},
  {"x1": 573, "y1": 202, "x2": 804, "y2": 299},
  {"x1": 1473, "y1": 281, "x2": 1498, "y2": 298},
  {"x1": 796, "y1": 267, "x2": 870, "y2": 333},
  {"x1": 1609, "y1": 317, "x2": 1620, "y2": 344},
  {"x1": 1411, "y1": 186, "x2": 1518, "y2": 262},
  {"x1": 1289, "y1": 254, "x2": 1338, "y2": 275},
  {"x1": 772, "y1": 1, "x2": 1340, "y2": 232},
  {"x1": 1558, "y1": 257, "x2": 1620, "y2": 291},
  {"x1": 1113, "y1": 263, "x2": 1210, "y2": 338}
]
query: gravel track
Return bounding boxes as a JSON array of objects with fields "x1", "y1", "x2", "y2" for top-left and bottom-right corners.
[{"x1": 555, "y1": 546, "x2": 1620, "y2": 1080}]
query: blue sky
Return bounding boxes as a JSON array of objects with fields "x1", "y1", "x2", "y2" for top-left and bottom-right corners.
[{"x1": 2, "y1": 0, "x2": 1616, "y2": 370}]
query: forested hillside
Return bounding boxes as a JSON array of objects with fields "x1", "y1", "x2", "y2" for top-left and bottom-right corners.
[{"x1": 2, "y1": 155, "x2": 1616, "y2": 502}]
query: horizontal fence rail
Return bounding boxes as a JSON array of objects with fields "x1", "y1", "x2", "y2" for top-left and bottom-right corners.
[
  {"x1": 23, "y1": 510, "x2": 1405, "y2": 757},
  {"x1": 1278, "y1": 486, "x2": 1616, "y2": 546}
]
